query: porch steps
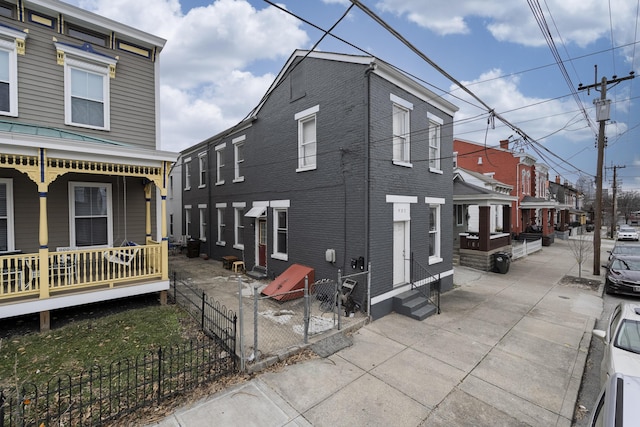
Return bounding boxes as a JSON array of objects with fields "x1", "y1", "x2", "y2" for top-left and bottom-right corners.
[
  {"x1": 247, "y1": 265, "x2": 268, "y2": 280},
  {"x1": 393, "y1": 289, "x2": 437, "y2": 321}
]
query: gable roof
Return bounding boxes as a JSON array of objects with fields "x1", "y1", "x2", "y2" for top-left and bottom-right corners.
[
  {"x1": 453, "y1": 173, "x2": 516, "y2": 206},
  {"x1": 248, "y1": 50, "x2": 458, "y2": 119}
]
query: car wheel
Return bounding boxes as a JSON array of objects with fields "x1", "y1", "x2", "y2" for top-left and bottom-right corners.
[{"x1": 604, "y1": 281, "x2": 613, "y2": 295}]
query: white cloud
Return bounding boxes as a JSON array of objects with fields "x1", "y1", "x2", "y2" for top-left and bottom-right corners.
[
  {"x1": 375, "y1": 0, "x2": 633, "y2": 49},
  {"x1": 450, "y1": 68, "x2": 593, "y2": 146},
  {"x1": 68, "y1": 0, "x2": 309, "y2": 152}
]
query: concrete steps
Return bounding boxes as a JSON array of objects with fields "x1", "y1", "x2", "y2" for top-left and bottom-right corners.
[{"x1": 393, "y1": 289, "x2": 437, "y2": 321}]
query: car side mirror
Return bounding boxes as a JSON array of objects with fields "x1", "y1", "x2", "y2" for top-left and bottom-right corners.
[{"x1": 592, "y1": 329, "x2": 607, "y2": 342}]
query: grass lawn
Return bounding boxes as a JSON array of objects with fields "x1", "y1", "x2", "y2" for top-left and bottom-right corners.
[{"x1": 0, "y1": 298, "x2": 202, "y2": 390}]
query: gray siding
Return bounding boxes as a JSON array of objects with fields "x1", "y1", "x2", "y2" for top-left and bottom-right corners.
[{"x1": 0, "y1": 13, "x2": 157, "y2": 148}]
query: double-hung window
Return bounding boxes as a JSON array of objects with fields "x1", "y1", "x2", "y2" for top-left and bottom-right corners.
[
  {"x1": 216, "y1": 203, "x2": 226, "y2": 246},
  {"x1": 0, "y1": 178, "x2": 14, "y2": 252},
  {"x1": 295, "y1": 105, "x2": 318, "y2": 172},
  {"x1": 426, "y1": 197, "x2": 444, "y2": 265},
  {"x1": 233, "y1": 135, "x2": 245, "y2": 182},
  {"x1": 271, "y1": 200, "x2": 290, "y2": 261},
  {"x1": 184, "y1": 206, "x2": 192, "y2": 238},
  {"x1": 184, "y1": 157, "x2": 191, "y2": 190},
  {"x1": 428, "y1": 116, "x2": 443, "y2": 172},
  {"x1": 233, "y1": 202, "x2": 245, "y2": 249},
  {"x1": 56, "y1": 42, "x2": 116, "y2": 130},
  {"x1": 198, "y1": 153, "x2": 207, "y2": 188},
  {"x1": 215, "y1": 143, "x2": 225, "y2": 185},
  {"x1": 391, "y1": 94, "x2": 412, "y2": 166},
  {"x1": 69, "y1": 182, "x2": 112, "y2": 247},
  {"x1": 0, "y1": 25, "x2": 24, "y2": 117},
  {"x1": 198, "y1": 204, "x2": 207, "y2": 241}
]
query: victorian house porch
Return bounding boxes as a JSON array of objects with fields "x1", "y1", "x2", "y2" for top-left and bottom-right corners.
[{"x1": 0, "y1": 136, "x2": 174, "y2": 331}]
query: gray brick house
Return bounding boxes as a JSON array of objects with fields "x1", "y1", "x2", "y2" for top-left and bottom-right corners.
[{"x1": 181, "y1": 50, "x2": 457, "y2": 319}]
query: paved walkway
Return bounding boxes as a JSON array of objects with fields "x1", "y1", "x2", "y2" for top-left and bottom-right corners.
[{"x1": 150, "y1": 237, "x2": 610, "y2": 426}]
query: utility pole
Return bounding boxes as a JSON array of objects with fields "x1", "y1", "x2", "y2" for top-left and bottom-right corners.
[
  {"x1": 607, "y1": 164, "x2": 625, "y2": 238},
  {"x1": 578, "y1": 68, "x2": 634, "y2": 275}
]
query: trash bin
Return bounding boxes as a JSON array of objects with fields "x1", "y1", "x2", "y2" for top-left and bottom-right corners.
[
  {"x1": 494, "y1": 252, "x2": 510, "y2": 274},
  {"x1": 186, "y1": 239, "x2": 200, "y2": 258}
]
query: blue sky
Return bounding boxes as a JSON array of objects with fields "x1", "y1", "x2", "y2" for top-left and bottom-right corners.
[{"x1": 68, "y1": 0, "x2": 640, "y2": 192}]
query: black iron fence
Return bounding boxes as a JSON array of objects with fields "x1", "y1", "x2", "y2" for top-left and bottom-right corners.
[
  {"x1": 0, "y1": 338, "x2": 235, "y2": 426},
  {"x1": 169, "y1": 271, "x2": 237, "y2": 351},
  {"x1": 1, "y1": 274, "x2": 238, "y2": 426}
]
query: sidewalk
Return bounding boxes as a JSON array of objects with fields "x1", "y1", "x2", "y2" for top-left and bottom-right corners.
[{"x1": 150, "y1": 238, "x2": 609, "y2": 427}]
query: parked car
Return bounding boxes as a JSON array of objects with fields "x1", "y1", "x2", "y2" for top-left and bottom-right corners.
[
  {"x1": 592, "y1": 302, "x2": 640, "y2": 385},
  {"x1": 617, "y1": 226, "x2": 639, "y2": 241},
  {"x1": 603, "y1": 255, "x2": 640, "y2": 295},
  {"x1": 608, "y1": 242, "x2": 640, "y2": 261},
  {"x1": 589, "y1": 372, "x2": 640, "y2": 426}
]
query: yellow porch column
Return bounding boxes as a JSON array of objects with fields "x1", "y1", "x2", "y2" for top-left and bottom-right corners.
[
  {"x1": 160, "y1": 185, "x2": 168, "y2": 281},
  {"x1": 159, "y1": 162, "x2": 169, "y2": 281},
  {"x1": 144, "y1": 183, "x2": 152, "y2": 243},
  {"x1": 38, "y1": 183, "x2": 50, "y2": 299}
]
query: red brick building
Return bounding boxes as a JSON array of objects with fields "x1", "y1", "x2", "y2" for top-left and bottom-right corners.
[{"x1": 454, "y1": 138, "x2": 557, "y2": 243}]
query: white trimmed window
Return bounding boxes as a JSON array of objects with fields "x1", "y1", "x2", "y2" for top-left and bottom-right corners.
[
  {"x1": 56, "y1": 43, "x2": 116, "y2": 130},
  {"x1": 428, "y1": 117, "x2": 443, "y2": 172},
  {"x1": 295, "y1": 105, "x2": 318, "y2": 172},
  {"x1": 216, "y1": 203, "x2": 226, "y2": 246},
  {"x1": 215, "y1": 143, "x2": 225, "y2": 185},
  {"x1": 198, "y1": 204, "x2": 207, "y2": 241},
  {"x1": 69, "y1": 182, "x2": 112, "y2": 247},
  {"x1": 391, "y1": 94, "x2": 412, "y2": 166},
  {"x1": 271, "y1": 200, "x2": 290, "y2": 260},
  {"x1": 184, "y1": 157, "x2": 191, "y2": 190},
  {"x1": 0, "y1": 26, "x2": 24, "y2": 117},
  {"x1": 184, "y1": 206, "x2": 192, "y2": 238},
  {"x1": 0, "y1": 178, "x2": 14, "y2": 252},
  {"x1": 455, "y1": 204, "x2": 464, "y2": 226},
  {"x1": 198, "y1": 152, "x2": 207, "y2": 188},
  {"x1": 426, "y1": 197, "x2": 444, "y2": 265},
  {"x1": 233, "y1": 135, "x2": 245, "y2": 182},
  {"x1": 234, "y1": 202, "x2": 245, "y2": 249}
]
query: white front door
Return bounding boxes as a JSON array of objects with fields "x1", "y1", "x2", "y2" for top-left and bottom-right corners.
[{"x1": 393, "y1": 221, "x2": 409, "y2": 286}]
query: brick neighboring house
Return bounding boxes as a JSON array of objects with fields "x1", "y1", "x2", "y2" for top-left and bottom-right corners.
[
  {"x1": 454, "y1": 138, "x2": 558, "y2": 245},
  {"x1": 180, "y1": 50, "x2": 458, "y2": 320},
  {"x1": 0, "y1": 0, "x2": 177, "y2": 331},
  {"x1": 453, "y1": 167, "x2": 516, "y2": 270},
  {"x1": 549, "y1": 175, "x2": 586, "y2": 239}
]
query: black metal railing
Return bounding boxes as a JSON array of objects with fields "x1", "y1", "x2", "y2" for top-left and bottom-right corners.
[
  {"x1": 169, "y1": 271, "x2": 237, "y2": 352},
  {"x1": 0, "y1": 339, "x2": 236, "y2": 426},
  {"x1": 1, "y1": 273, "x2": 239, "y2": 426},
  {"x1": 410, "y1": 253, "x2": 441, "y2": 314}
]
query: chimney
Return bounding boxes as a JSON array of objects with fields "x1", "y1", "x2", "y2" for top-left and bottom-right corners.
[
  {"x1": 555, "y1": 175, "x2": 561, "y2": 184},
  {"x1": 500, "y1": 139, "x2": 509, "y2": 149}
]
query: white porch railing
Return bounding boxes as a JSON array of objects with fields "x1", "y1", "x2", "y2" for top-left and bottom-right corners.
[
  {"x1": 0, "y1": 243, "x2": 163, "y2": 301},
  {"x1": 511, "y1": 238, "x2": 543, "y2": 260}
]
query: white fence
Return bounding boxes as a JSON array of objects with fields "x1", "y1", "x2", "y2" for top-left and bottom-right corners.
[{"x1": 511, "y1": 238, "x2": 543, "y2": 260}]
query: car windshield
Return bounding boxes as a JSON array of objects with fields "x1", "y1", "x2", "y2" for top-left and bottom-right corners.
[
  {"x1": 620, "y1": 228, "x2": 637, "y2": 233},
  {"x1": 615, "y1": 319, "x2": 640, "y2": 354},
  {"x1": 612, "y1": 258, "x2": 640, "y2": 270},
  {"x1": 613, "y1": 246, "x2": 640, "y2": 255}
]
